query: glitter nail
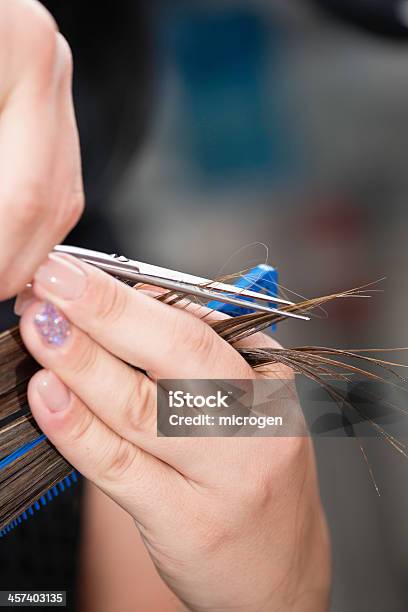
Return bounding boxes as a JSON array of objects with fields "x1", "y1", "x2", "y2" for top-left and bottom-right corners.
[{"x1": 34, "y1": 302, "x2": 71, "y2": 346}]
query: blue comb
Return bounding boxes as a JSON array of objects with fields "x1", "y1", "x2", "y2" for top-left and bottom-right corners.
[
  {"x1": 0, "y1": 433, "x2": 79, "y2": 538},
  {"x1": 208, "y1": 264, "x2": 278, "y2": 328}
]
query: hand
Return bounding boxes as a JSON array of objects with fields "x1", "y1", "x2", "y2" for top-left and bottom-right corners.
[
  {"x1": 18, "y1": 253, "x2": 330, "y2": 612},
  {"x1": 0, "y1": 0, "x2": 83, "y2": 300}
]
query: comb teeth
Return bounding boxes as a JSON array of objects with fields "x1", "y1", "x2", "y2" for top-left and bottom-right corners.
[{"x1": 0, "y1": 471, "x2": 78, "y2": 538}]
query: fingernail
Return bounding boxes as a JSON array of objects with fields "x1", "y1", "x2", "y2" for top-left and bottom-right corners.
[
  {"x1": 37, "y1": 371, "x2": 71, "y2": 412},
  {"x1": 14, "y1": 284, "x2": 34, "y2": 315},
  {"x1": 34, "y1": 302, "x2": 71, "y2": 347},
  {"x1": 34, "y1": 254, "x2": 87, "y2": 300}
]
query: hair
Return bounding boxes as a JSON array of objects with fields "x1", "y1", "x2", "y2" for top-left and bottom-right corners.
[{"x1": 0, "y1": 284, "x2": 406, "y2": 531}]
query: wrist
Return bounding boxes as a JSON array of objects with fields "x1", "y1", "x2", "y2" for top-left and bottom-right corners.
[
  {"x1": 182, "y1": 495, "x2": 331, "y2": 612},
  {"x1": 196, "y1": 439, "x2": 331, "y2": 612},
  {"x1": 269, "y1": 441, "x2": 331, "y2": 612},
  {"x1": 257, "y1": 440, "x2": 331, "y2": 612},
  {"x1": 280, "y1": 505, "x2": 331, "y2": 612}
]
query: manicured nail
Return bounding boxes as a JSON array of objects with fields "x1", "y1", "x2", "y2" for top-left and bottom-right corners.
[
  {"x1": 14, "y1": 284, "x2": 34, "y2": 315},
  {"x1": 34, "y1": 302, "x2": 71, "y2": 347},
  {"x1": 37, "y1": 371, "x2": 71, "y2": 412},
  {"x1": 34, "y1": 254, "x2": 87, "y2": 300}
]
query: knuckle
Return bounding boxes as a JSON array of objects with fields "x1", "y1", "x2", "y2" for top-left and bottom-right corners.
[
  {"x1": 62, "y1": 190, "x2": 85, "y2": 232},
  {"x1": 190, "y1": 509, "x2": 231, "y2": 557},
  {"x1": 263, "y1": 362, "x2": 295, "y2": 381},
  {"x1": 238, "y1": 439, "x2": 308, "y2": 507},
  {"x1": 9, "y1": 183, "x2": 47, "y2": 226},
  {"x1": 102, "y1": 437, "x2": 139, "y2": 483},
  {"x1": 4, "y1": 1, "x2": 58, "y2": 88},
  {"x1": 93, "y1": 277, "x2": 129, "y2": 325},
  {"x1": 14, "y1": 0, "x2": 57, "y2": 35},
  {"x1": 69, "y1": 337, "x2": 99, "y2": 380},
  {"x1": 55, "y1": 33, "x2": 73, "y2": 80},
  {"x1": 72, "y1": 189, "x2": 85, "y2": 217},
  {"x1": 123, "y1": 377, "x2": 155, "y2": 433},
  {"x1": 67, "y1": 407, "x2": 96, "y2": 446},
  {"x1": 237, "y1": 469, "x2": 273, "y2": 512},
  {"x1": 22, "y1": 4, "x2": 58, "y2": 61},
  {"x1": 177, "y1": 317, "x2": 216, "y2": 360},
  {"x1": 276, "y1": 436, "x2": 309, "y2": 472}
]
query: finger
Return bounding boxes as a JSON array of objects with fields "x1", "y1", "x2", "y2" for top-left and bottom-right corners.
[
  {"x1": 138, "y1": 289, "x2": 293, "y2": 381},
  {"x1": 0, "y1": 14, "x2": 83, "y2": 298},
  {"x1": 139, "y1": 285, "x2": 283, "y2": 352},
  {"x1": 49, "y1": 33, "x2": 84, "y2": 234},
  {"x1": 31, "y1": 254, "x2": 255, "y2": 380},
  {"x1": 20, "y1": 299, "x2": 157, "y2": 437},
  {"x1": 19, "y1": 299, "x2": 245, "y2": 479},
  {"x1": 28, "y1": 368, "x2": 180, "y2": 525}
]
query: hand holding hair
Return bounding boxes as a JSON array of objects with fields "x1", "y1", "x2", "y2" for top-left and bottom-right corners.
[
  {"x1": 0, "y1": 0, "x2": 83, "y2": 300},
  {"x1": 17, "y1": 254, "x2": 331, "y2": 612}
]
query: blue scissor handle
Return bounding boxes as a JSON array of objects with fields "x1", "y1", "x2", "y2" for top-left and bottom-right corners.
[{"x1": 208, "y1": 264, "x2": 278, "y2": 329}]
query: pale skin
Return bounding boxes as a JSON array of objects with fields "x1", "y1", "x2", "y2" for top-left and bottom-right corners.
[
  {"x1": 3, "y1": 0, "x2": 330, "y2": 608},
  {"x1": 0, "y1": 0, "x2": 83, "y2": 301},
  {"x1": 15, "y1": 255, "x2": 331, "y2": 611}
]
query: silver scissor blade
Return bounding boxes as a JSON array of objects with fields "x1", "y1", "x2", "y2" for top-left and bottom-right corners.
[
  {"x1": 111, "y1": 272, "x2": 309, "y2": 321},
  {"x1": 53, "y1": 245, "x2": 294, "y2": 306},
  {"x1": 53, "y1": 246, "x2": 308, "y2": 320},
  {"x1": 135, "y1": 262, "x2": 294, "y2": 306}
]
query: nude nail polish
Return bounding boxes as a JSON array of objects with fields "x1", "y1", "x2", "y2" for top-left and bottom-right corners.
[
  {"x1": 34, "y1": 254, "x2": 87, "y2": 300},
  {"x1": 37, "y1": 371, "x2": 71, "y2": 412}
]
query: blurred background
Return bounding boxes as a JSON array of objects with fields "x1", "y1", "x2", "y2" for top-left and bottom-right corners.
[
  {"x1": 3, "y1": 0, "x2": 408, "y2": 609},
  {"x1": 109, "y1": 5, "x2": 408, "y2": 607}
]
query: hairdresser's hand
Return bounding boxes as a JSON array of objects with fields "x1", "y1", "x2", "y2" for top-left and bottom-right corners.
[
  {"x1": 18, "y1": 254, "x2": 330, "y2": 612},
  {"x1": 0, "y1": 0, "x2": 83, "y2": 300}
]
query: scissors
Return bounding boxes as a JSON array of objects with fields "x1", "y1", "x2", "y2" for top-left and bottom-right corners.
[{"x1": 53, "y1": 245, "x2": 309, "y2": 322}]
